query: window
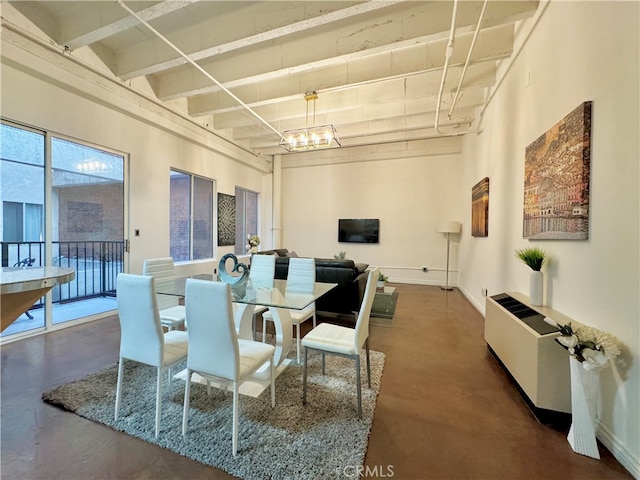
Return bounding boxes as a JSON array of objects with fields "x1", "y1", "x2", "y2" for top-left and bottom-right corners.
[
  {"x1": 234, "y1": 187, "x2": 258, "y2": 255},
  {"x1": 170, "y1": 170, "x2": 214, "y2": 261},
  {"x1": 1, "y1": 202, "x2": 43, "y2": 243}
]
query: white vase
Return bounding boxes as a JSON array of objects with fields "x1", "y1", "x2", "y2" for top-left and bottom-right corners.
[
  {"x1": 567, "y1": 357, "x2": 601, "y2": 459},
  {"x1": 529, "y1": 270, "x2": 543, "y2": 306}
]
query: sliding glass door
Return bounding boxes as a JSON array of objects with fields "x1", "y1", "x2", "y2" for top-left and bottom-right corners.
[
  {"x1": 50, "y1": 137, "x2": 125, "y2": 325},
  {"x1": 1, "y1": 121, "x2": 126, "y2": 338}
]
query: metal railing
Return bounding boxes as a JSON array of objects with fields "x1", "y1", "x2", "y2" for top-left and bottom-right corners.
[{"x1": 1, "y1": 241, "x2": 124, "y2": 306}]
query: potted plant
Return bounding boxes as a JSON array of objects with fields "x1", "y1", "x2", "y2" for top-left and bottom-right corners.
[
  {"x1": 377, "y1": 272, "x2": 388, "y2": 289},
  {"x1": 514, "y1": 247, "x2": 547, "y2": 306}
]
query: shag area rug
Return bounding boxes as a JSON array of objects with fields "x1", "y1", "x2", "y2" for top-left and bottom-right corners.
[{"x1": 42, "y1": 350, "x2": 385, "y2": 480}]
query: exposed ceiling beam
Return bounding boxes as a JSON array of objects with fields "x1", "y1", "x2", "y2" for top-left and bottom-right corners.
[
  {"x1": 61, "y1": 1, "x2": 198, "y2": 50},
  {"x1": 117, "y1": 0, "x2": 405, "y2": 80}
]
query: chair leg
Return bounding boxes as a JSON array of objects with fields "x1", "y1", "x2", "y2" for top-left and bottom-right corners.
[
  {"x1": 312, "y1": 311, "x2": 317, "y2": 329},
  {"x1": 182, "y1": 370, "x2": 192, "y2": 435},
  {"x1": 270, "y1": 357, "x2": 275, "y2": 408},
  {"x1": 295, "y1": 323, "x2": 301, "y2": 364},
  {"x1": 115, "y1": 358, "x2": 124, "y2": 420},
  {"x1": 155, "y1": 367, "x2": 162, "y2": 438},
  {"x1": 262, "y1": 317, "x2": 267, "y2": 343},
  {"x1": 321, "y1": 352, "x2": 326, "y2": 375},
  {"x1": 365, "y1": 338, "x2": 371, "y2": 388},
  {"x1": 355, "y1": 355, "x2": 362, "y2": 419},
  {"x1": 252, "y1": 314, "x2": 257, "y2": 341},
  {"x1": 232, "y1": 381, "x2": 239, "y2": 456},
  {"x1": 302, "y1": 347, "x2": 308, "y2": 405}
]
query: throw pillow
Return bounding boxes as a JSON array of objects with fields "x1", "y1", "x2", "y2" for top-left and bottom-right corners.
[
  {"x1": 287, "y1": 251, "x2": 299, "y2": 258},
  {"x1": 355, "y1": 262, "x2": 369, "y2": 274}
]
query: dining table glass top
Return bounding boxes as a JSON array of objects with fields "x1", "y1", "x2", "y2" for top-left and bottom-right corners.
[{"x1": 156, "y1": 275, "x2": 337, "y2": 311}]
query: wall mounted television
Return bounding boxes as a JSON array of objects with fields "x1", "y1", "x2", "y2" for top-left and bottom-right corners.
[{"x1": 338, "y1": 218, "x2": 379, "y2": 244}]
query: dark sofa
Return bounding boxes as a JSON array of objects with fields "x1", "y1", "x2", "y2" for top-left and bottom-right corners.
[{"x1": 257, "y1": 249, "x2": 368, "y2": 317}]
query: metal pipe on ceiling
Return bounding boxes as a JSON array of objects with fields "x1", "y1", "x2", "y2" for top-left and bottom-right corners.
[
  {"x1": 448, "y1": 0, "x2": 489, "y2": 120},
  {"x1": 435, "y1": 0, "x2": 489, "y2": 134},
  {"x1": 116, "y1": 0, "x2": 283, "y2": 140},
  {"x1": 434, "y1": 0, "x2": 460, "y2": 135}
]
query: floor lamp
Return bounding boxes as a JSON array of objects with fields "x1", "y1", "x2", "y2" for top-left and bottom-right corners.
[{"x1": 438, "y1": 221, "x2": 461, "y2": 291}]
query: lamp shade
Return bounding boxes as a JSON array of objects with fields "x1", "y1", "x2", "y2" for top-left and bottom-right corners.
[{"x1": 438, "y1": 221, "x2": 461, "y2": 234}]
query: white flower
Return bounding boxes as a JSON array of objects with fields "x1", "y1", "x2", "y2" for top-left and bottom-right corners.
[
  {"x1": 581, "y1": 348, "x2": 609, "y2": 370},
  {"x1": 557, "y1": 334, "x2": 578, "y2": 349}
]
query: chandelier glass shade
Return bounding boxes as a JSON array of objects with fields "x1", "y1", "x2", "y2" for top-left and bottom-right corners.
[
  {"x1": 280, "y1": 124, "x2": 340, "y2": 151},
  {"x1": 279, "y1": 92, "x2": 340, "y2": 152}
]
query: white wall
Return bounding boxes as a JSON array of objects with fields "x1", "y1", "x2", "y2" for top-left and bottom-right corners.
[
  {"x1": 279, "y1": 146, "x2": 466, "y2": 285},
  {"x1": 458, "y1": 2, "x2": 639, "y2": 475}
]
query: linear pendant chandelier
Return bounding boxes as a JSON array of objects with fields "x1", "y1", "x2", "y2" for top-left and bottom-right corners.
[{"x1": 280, "y1": 92, "x2": 341, "y2": 152}]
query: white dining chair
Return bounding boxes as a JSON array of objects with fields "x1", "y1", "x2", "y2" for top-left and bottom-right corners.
[
  {"x1": 302, "y1": 268, "x2": 378, "y2": 418},
  {"x1": 262, "y1": 257, "x2": 316, "y2": 363},
  {"x1": 248, "y1": 254, "x2": 276, "y2": 339},
  {"x1": 143, "y1": 257, "x2": 186, "y2": 331},
  {"x1": 114, "y1": 273, "x2": 188, "y2": 438},
  {"x1": 182, "y1": 279, "x2": 275, "y2": 456}
]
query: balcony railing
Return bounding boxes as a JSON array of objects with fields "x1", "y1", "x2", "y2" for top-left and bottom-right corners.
[{"x1": 1, "y1": 241, "x2": 124, "y2": 307}]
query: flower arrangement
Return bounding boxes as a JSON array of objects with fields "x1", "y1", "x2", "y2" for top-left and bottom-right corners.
[
  {"x1": 378, "y1": 272, "x2": 388, "y2": 282},
  {"x1": 543, "y1": 317, "x2": 621, "y2": 371},
  {"x1": 515, "y1": 247, "x2": 547, "y2": 271},
  {"x1": 334, "y1": 251, "x2": 347, "y2": 260},
  {"x1": 246, "y1": 234, "x2": 260, "y2": 254}
]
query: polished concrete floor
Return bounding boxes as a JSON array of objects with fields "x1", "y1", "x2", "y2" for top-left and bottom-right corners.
[{"x1": 1, "y1": 284, "x2": 632, "y2": 479}]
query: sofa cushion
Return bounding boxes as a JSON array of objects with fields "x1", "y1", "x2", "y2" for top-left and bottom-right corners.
[
  {"x1": 259, "y1": 248, "x2": 289, "y2": 257},
  {"x1": 355, "y1": 262, "x2": 369, "y2": 274}
]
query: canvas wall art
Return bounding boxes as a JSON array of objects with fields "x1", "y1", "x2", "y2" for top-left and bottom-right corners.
[
  {"x1": 523, "y1": 101, "x2": 592, "y2": 240},
  {"x1": 217, "y1": 193, "x2": 235, "y2": 246},
  {"x1": 472, "y1": 177, "x2": 489, "y2": 237}
]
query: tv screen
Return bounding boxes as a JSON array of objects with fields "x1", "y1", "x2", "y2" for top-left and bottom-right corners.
[{"x1": 338, "y1": 219, "x2": 379, "y2": 244}]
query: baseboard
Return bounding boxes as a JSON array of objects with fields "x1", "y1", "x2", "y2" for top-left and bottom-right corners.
[
  {"x1": 458, "y1": 284, "x2": 486, "y2": 315},
  {"x1": 597, "y1": 422, "x2": 640, "y2": 479}
]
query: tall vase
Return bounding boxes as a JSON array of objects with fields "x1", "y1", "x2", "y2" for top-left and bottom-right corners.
[
  {"x1": 567, "y1": 357, "x2": 601, "y2": 459},
  {"x1": 529, "y1": 270, "x2": 543, "y2": 306}
]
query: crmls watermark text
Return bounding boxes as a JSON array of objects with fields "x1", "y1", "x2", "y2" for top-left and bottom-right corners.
[{"x1": 340, "y1": 465, "x2": 395, "y2": 478}]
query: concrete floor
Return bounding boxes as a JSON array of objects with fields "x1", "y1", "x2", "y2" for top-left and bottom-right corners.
[{"x1": 0, "y1": 284, "x2": 632, "y2": 479}]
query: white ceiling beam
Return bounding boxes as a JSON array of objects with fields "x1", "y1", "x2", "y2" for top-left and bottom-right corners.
[
  {"x1": 208, "y1": 72, "x2": 488, "y2": 130},
  {"x1": 186, "y1": 34, "x2": 505, "y2": 118},
  {"x1": 60, "y1": 1, "x2": 198, "y2": 50},
  {"x1": 116, "y1": 1, "x2": 405, "y2": 80},
  {"x1": 151, "y1": 1, "x2": 535, "y2": 101}
]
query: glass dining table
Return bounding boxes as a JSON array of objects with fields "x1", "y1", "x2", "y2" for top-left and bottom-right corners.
[{"x1": 156, "y1": 274, "x2": 337, "y2": 370}]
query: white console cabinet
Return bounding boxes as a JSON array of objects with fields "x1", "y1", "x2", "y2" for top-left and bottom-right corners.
[{"x1": 485, "y1": 292, "x2": 571, "y2": 414}]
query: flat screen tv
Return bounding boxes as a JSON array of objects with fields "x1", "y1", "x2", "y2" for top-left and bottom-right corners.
[{"x1": 338, "y1": 218, "x2": 379, "y2": 244}]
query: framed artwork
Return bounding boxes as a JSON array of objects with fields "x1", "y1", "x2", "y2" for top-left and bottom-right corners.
[
  {"x1": 217, "y1": 193, "x2": 235, "y2": 246},
  {"x1": 471, "y1": 177, "x2": 489, "y2": 237},
  {"x1": 523, "y1": 101, "x2": 592, "y2": 240}
]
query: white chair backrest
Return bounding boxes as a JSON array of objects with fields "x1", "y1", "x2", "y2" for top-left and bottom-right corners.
[
  {"x1": 354, "y1": 268, "x2": 379, "y2": 351},
  {"x1": 143, "y1": 257, "x2": 179, "y2": 310},
  {"x1": 286, "y1": 257, "x2": 315, "y2": 294},
  {"x1": 249, "y1": 254, "x2": 275, "y2": 288},
  {"x1": 185, "y1": 279, "x2": 239, "y2": 380},
  {"x1": 116, "y1": 273, "x2": 164, "y2": 366}
]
